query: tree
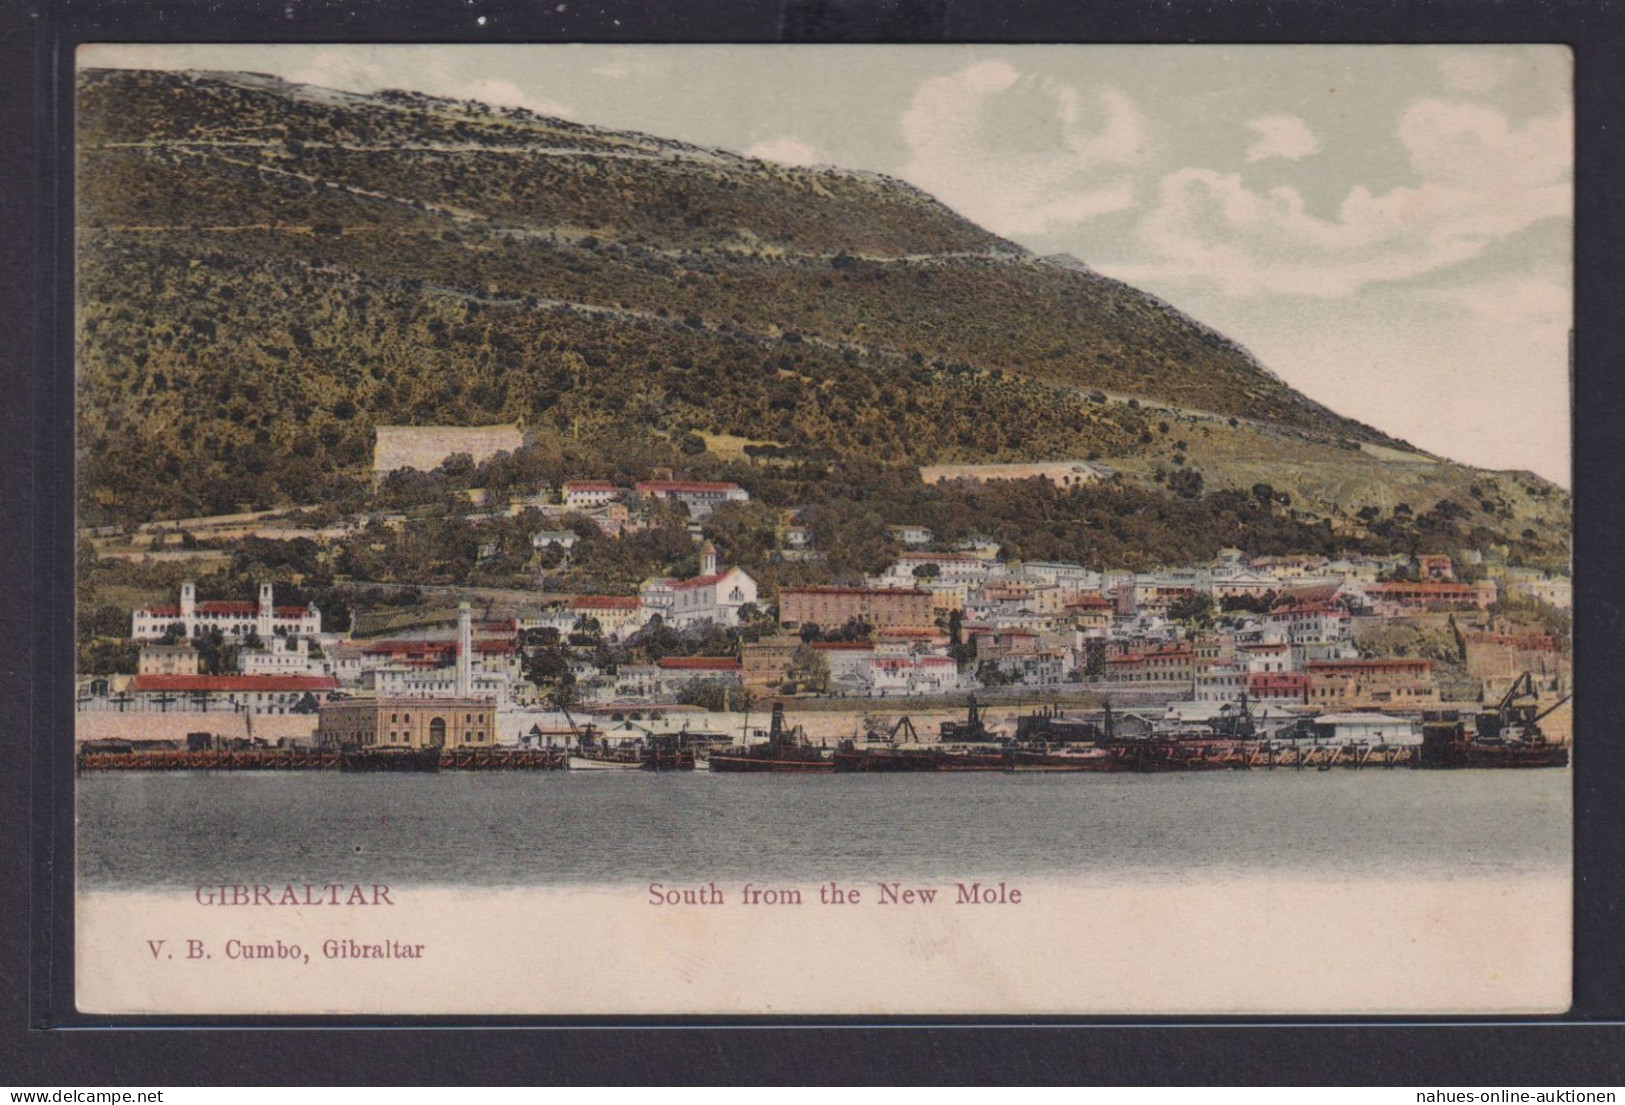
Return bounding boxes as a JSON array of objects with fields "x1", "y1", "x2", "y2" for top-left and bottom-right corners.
[
  {"x1": 523, "y1": 644, "x2": 577, "y2": 710},
  {"x1": 912, "y1": 563, "x2": 941, "y2": 580},
  {"x1": 193, "y1": 628, "x2": 236, "y2": 676},
  {"x1": 786, "y1": 642, "x2": 831, "y2": 695},
  {"x1": 1168, "y1": 592, "x2": 1216, "y2": 630},
  {"x1": 79, "y1": 639, "x2": 139, "y2": 675},
  {"x1": 1168, "y1": 468, "x2": 1204, "y2": 499},
  {"x1": 677, "y1": 679, "x2": 751, "y2": 713},
  {"x1": 976, "y1": 660, "x2": 1012, "y2": 688}
]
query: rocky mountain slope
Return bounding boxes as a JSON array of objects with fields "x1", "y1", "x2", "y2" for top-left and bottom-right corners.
[{"x1": 75, "y1": 68, "x2": 1568, "y2": 561}]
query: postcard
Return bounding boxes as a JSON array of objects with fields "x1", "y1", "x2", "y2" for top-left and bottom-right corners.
[{"x1": 71, "y1": 43, "x2": 1573, "y2": 1016}]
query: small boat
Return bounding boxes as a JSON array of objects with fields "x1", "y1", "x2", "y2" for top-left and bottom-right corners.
[
  {"x1": 709, "y1": 703, "x2": 833, "y2": 773},
  {"x1": 567, "y1": 750, "x2": 645, "y2": 770},
  {"x1": 1007, "y1": 745, "x2": 1121, "y2": 772}
]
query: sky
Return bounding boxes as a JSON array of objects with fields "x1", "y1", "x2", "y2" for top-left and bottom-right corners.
[{"x1": 80, "y1": 44, "x2": 1573, "y2": 485}]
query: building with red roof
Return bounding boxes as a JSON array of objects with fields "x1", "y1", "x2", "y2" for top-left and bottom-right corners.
[
  {"x1": 633, "y1": 479, "x2": 748, "y2": 519},
  {"x1": 105, "y1": 673, "x2": 341, "y2": 715},
  {"x1": 1307, "y1": 658, "x2": 1439, "y2": 708},
  {"x1": 638, "y1": 542, "x2": 758, "y2": 629},
  {"x1": 131, "y1": 581, "x2": 321, "y2": 644},
  {"x1": 778, "y1": 586, "x2": 934, "y2": 633}
]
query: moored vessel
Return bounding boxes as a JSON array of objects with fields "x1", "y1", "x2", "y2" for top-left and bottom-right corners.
[{"x1": 708, "y1": 703, "x2": 832, "y2": 773}]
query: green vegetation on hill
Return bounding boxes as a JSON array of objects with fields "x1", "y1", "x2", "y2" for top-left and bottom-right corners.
[{"x1": 75, "y1": 67, "x2": 1569, "y2": 567}]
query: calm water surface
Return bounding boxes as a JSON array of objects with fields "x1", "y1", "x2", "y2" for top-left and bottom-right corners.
[{"x1": 77, "y1": 769, "x2": 1571, "y2": 889}]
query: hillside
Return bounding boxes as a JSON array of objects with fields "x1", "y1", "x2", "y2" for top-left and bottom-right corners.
[{"x1": 74, "y1": 68, "x2": 1569, "y2": 563}]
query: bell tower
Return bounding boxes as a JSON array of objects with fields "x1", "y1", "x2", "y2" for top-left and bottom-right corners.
[
  {"x1": 258, "y1": 582, "x2": 275, "y2": 642},
  {"x1": 180, "y1": 580, "x2": 197, "y2": 637}
]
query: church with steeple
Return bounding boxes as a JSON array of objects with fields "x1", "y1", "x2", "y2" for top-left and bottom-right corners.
[{"x1": 637, "y1": 540, "x2": 758, "y2": 629}]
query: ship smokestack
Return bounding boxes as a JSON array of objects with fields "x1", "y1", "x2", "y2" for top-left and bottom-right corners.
[{"x1": 457, "y1": 601, "x2": 473, "y2": 698}]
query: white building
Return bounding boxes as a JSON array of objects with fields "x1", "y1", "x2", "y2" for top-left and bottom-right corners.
[
  {"x1": 888, "y1": 525, "x2": 935, "y2": 547},
  {"x1": 640, "y1": 542, "x2": 758, "y2": 629},
  {"x1": 1020, "y1": 561, "x2": 1104, "y2": 592},
  {"x1": 131, "y1": 581, "x2": 321, "y2": 643},
  {"x1": 1292, "y1": 713, "x2": 1422, "y2": 746},
  {"x1": 884, "y1": 553, "x2": 1004, "y2": 585},
  {"x1": 634, "y1": 480, "x2": 749, "y2": 520},
  {"x1": 137, "y1": 643, "x2": 198, "y2": 676},
  {"x1": 531, "y1": 530, "x2": 579, "y2": 554},
  {"x1": 561, "y1": 480, "x2": 621, "y2": 509},
  {"x1": 239, "y1": 636, "x2": 331, "y2": 677}
]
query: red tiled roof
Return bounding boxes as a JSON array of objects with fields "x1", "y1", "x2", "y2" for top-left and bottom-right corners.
[
  {"x1": 572, "y1": 595, "x2": 641, "y2": 610},
  {"x1": 363, "y1": 640, "x2": 452, "y2": 655},
  {"x1": 363, "y1": 639, "x2": 516, "y2": 656},
  {"x1": 635, "y1": 480, "x2": 743, "y2": 494},
  {"x1": 670, "y1": 572, "x2": 731, "y2": 591},
  {"x1": 563, "y1": 480, "x2": 617, "y2": 491},
  {"x1": 1365, "y1": 583, "x2": 1478, "y2": 595},
  {"x1": 1247, "y1": 672, "x2": 1311, "y2": 691},
  {"x1": 195, "y1": 601, "x2": 258, "y2": 615},
  {"x1": 275, "y1": 606, "x2": 312, "y2": 618},
  {"x1": 140, "y1": 605, "x2": 182, "y2": 617},
  {"x1": 810, "y1": 642, "x2": 875, "y2": 651},
  {"x1": 1308, "y1": 658, "x2": 1435, "y2": 671},
  {"x1": 1108, "y1": 646, "x2": 1194, "y2": 664},
  {"x1": 132, "y1": 675, "x2": 339, "y2": 693},
  {"x1": 1066, "y1": 594, "x2": 1114, "y2": 608},
  {"x1": 656, "y1": 657, "x2": 742, "y2": 671},
  {"x1": 1267, "y1": 603, "x2": 1345, "y2": 616},
  {"x1": 781, "y1": 586, "x2": 929, "y2": 597}
]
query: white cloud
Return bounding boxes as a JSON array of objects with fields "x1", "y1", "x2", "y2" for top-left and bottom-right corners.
[
  {"x1": 457, "y1": 78, "x2": 573, "y2": 118},
  {"x1": 1244, "y1": 115, "x2": 1319, "y2": 163},
  {"x1": 1114, "y1": 98, "x2": 1571, "y2": 298},
  {"x1": 287, "y1": 51, "x2": 385, "y2": 93},
  {"x1": 898, "y1": 60, "x2": 1145, "y2": 236},
  {"x1": 745, "y1": 137, "x2": 825, "y2": 166}
]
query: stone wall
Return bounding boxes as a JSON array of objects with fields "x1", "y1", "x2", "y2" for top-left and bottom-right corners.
[
  {"x1": 919, "y1": 461, "x2": 1106, "y2": 487},
  {"x1": 373, "y1": 424, "x2": 526, "y2": 476}
]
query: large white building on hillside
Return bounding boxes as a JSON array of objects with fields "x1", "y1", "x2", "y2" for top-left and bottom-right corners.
[{"x1": 131, "y1": 582, "x2": 321, "y2": 643}]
